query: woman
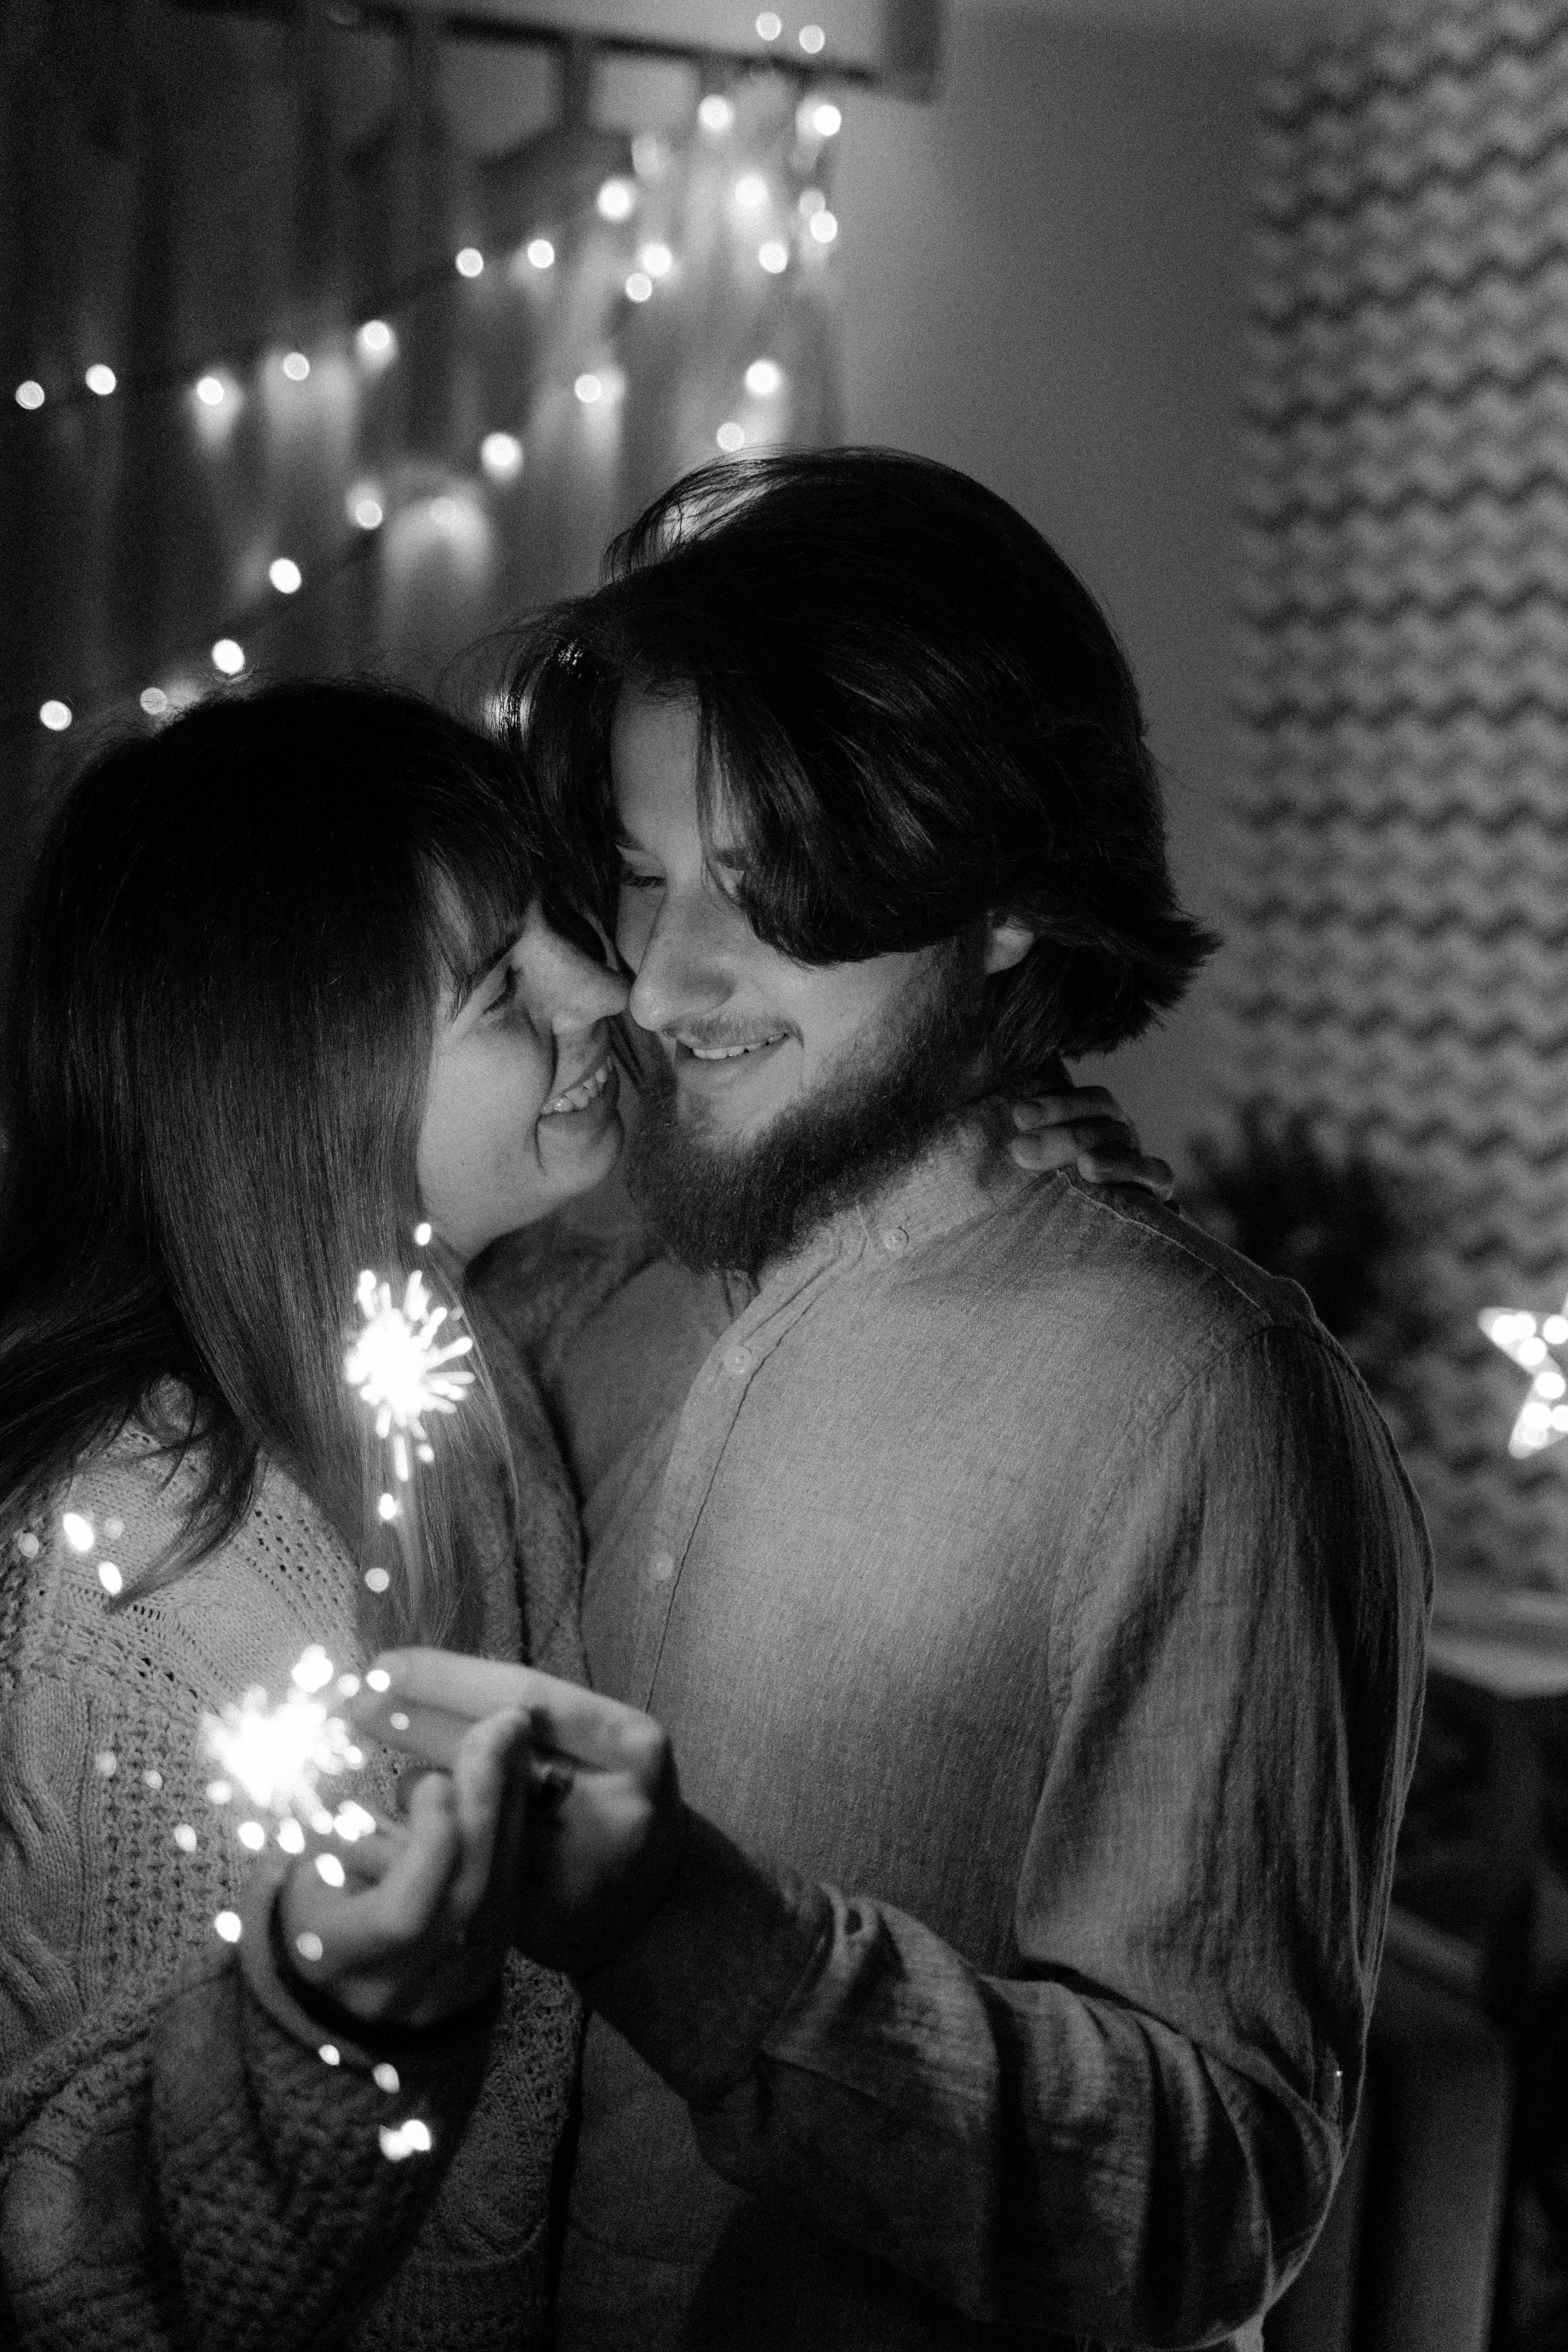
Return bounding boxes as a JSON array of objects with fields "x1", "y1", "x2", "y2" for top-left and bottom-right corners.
[
  {"x1": 0, "y1": 682, "x2": 629, "y2": 2350},
  {"x1": 0, "y1": 679, "x2": 1158, "y2": 2349}
]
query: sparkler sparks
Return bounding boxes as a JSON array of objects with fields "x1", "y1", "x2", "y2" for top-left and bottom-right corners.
[
  {"x1": 344, "y1": 1268, "x2": 475, "y2": 1522},
  {"x1": 200, "y1": 1646, "x2": 362, "y2": 1833},
  {"x1": 1479, "y1": 1292, "x2": 1568, "y2": 1456}
]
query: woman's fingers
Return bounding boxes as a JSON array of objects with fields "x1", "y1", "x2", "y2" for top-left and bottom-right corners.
[
  {"x1": 291, "y1": 1774, "x2": 460, "y2": 1979},
  {"x1": 363, "y1": 1650, "x2": 657, "y2": 1774},
  {"x1": 447, "y1": 1711, "x2": 531, "y2": 1924}
]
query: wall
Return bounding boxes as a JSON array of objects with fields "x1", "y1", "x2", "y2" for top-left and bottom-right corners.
[{"x1": 829, "y1": 0, "x2": 1266, "y2": 1165}]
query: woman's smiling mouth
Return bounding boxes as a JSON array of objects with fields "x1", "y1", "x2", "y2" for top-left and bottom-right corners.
[{"x1": 539, "y1": 1056, "x2": 614, "y2": 1117}]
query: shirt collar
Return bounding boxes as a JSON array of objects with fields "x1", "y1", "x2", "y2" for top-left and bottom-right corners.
[{"x1": 754, "y1": 1112, "x2": 1042, "y2": 1295}]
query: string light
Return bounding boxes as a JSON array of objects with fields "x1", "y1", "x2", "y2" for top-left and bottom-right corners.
[
  {"x1": 7, "y1": 80, "x2": 840, "y2": 747},
  {"x1": 480, "y1": 431, "x2": 524, "y2": 480},
  {"x1": 62, "y1": 1512, "x2": 94, "y2": 1550},
  {"x1": 756, "y1": 10, "x2": 782, "y2": 36},
  {"x1": 98, "y1": 1561, "x2": 123, "y2": 1595},
  {"x1": 716, "y1": 422, "x2": 746, "y2": 451},
  {"x1": 214, "y1": 1911, "x2": 242, "y2": 1943},
  {"x1": 1481, "y1": 1298, "x2": 1568, "y2": 1455},
  {"x1": 799, "y1": 23, "x2": 826, "y2": 52}
]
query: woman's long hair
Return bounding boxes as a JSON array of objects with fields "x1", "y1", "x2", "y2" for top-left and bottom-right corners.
[{"x1": 0, "y1": 681, "x2": 546, "y2": 1650}]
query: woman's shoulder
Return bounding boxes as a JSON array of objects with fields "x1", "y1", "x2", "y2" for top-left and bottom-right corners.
[{"x1": 3, "y1": 1421, "x2": 359, "y2": 1703}]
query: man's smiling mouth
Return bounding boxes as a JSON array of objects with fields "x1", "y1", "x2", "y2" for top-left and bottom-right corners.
[{"x1": 674, "y1": 1032, "x2": 791, "y2": 1063}]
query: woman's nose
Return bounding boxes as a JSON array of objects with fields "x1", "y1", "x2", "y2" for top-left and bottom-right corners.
[{"x1": 517, "y1": 907, "x2": 630, "y2": 1028}]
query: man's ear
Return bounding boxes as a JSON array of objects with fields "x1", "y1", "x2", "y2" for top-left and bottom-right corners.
[{"x1": 981, "y1": 915, "x2": 1038, "y2": 976}]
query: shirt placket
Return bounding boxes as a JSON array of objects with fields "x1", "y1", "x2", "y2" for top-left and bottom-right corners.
[{"x1": 632, "y1": 1234, "x2": 860, "y2": 1712}]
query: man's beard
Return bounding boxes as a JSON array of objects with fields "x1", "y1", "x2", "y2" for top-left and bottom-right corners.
[{"x1": 625, "y1": 946, "x2": 987, "y2": 1278}]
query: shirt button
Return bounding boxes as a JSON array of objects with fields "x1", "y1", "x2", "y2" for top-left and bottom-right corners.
[
  {"x1": 650, "y1": 1550, "x2": 675, "y2": 1585},
  {"x1": 725, "y1": 1346, "x2": 753, "y2": 1375},
  {"x1": 882, "y1": 1227, "x2": 909, "y2": 1254}
]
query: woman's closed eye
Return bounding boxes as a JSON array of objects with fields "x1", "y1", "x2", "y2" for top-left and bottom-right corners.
[{"x1": 617, "y1": 864, "x2": 663, "y2": 895}]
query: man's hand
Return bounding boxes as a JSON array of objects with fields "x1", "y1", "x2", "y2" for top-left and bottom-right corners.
[
  {"x1": 352, "y1": 1654, "x2": 687, "y2": 1977},
  {"x1": 276, "y1": 1709, "x2": 530, "y2": 2027},
  {"x1": 1005, "y1": 1078, "x2": 1175, "y2": 1203}
]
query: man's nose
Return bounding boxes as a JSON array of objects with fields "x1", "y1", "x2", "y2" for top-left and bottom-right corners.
[{"x1": 626, "y1": 893, "x2": 735, "y2": 1036}]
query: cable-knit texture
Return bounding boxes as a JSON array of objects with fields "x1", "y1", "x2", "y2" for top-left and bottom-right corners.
[{"x1": 0, "y1": 1375, "x2": 585, "y2": 2350}]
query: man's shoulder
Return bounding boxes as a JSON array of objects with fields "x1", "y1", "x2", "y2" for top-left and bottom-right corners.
[{"x1": 959, "y1": 1173, "x2": 1325, "y2": 1368}]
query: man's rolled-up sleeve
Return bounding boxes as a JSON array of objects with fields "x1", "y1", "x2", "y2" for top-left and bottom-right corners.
[{"x1": 585, "y1": 1325, "x2": 1431, "y2": 2343}]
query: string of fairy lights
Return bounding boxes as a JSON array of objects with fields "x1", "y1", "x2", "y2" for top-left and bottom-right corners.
[{"x1": 9, "y1": 11, "x2": 845, "y2": 747}]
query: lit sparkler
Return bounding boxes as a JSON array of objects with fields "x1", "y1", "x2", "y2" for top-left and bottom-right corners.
[
  {"x1": 344, "y1": 1265, "x2": 475, "y2": 1541},
  {"x1": 200, "y1": 1644, "x2": 368, "y2": 1835},
  {"x1": 1479, "y1": 1291, "x2": 1568, "y2": 1457}
]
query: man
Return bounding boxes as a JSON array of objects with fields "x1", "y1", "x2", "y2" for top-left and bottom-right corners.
[{"x1": 378, "y1": 450, "x2": 1430, "y2": 2350}]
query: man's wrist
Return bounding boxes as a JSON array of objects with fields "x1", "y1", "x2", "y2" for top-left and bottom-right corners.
[{"x1": 577, "y1": 1807, "x2": 832, "y2": 2104}]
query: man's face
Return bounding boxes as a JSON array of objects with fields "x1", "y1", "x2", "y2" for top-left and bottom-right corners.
[{"x1": 610, "y1": 688, "x2": 985, "y2": 1271}]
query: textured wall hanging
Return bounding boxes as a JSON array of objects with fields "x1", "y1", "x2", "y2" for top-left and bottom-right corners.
[{"x1": 1228, "y1": 0, "x2": 1568, "y2": 1589}]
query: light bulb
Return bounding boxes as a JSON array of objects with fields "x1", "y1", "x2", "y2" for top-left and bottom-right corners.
[
  {"x1": 809, "y1": 210, "x2": 838, "y2": 244},
  {"x1": 39, "y1": 700, "x2": 72, "y2": 731},
  {"x1": 596, "y1": 178, "x2": 635, "y2": 223},
  {"x1": 735, "y1": 172, "x2": 769, "y2": 210},
  {"x1": 480, "y1": 430, "x2": 524, "y2": 480},
  {"x1": 575, "y1": 373, "x2": 604, "y2": 405},
  {"x1": 455, "y1": 247, "x2": 484, "y2": 278},
  {"x1": 269, "y1": 557, "x2": 302, "y2": 594},
  {"x1": 195, "y1": 374, "x2": 226, "y2": 405},
  {"x1": 281, "y1": 352, "x2": 310, "y2": 382},
  {"x1": 758, "y1": 241, "x2": 789, "y2": 274},
  {"x1": 639, "y1": 241, "x2": 674, "y2": 278},
  {"x1": 526, "y1": 238, "x2": 555, "y2": 270},
  {"x1": 745, "y1": 358, "x2": 783, "y2": 397},
  {"x1": 85, "y1": 364, "x2": 116, "y2": 396},
  {"x1": 214, "y1": 1911, "x2": 242, "y2": 1943},
  {"x1": 716, "y1": 421, "x2": 746, "y2": 452},
  {"x1": 698, "y1": 94, "x2": 735, "y2": 134},
  {"x1": 810, "y1": 102, "x2": 842, "y2": 136},
  {"x1": 211, "y1": 639, "x2": 245, "y2": 676},
  {"x1": 799, "y1": 23, "x2": 826, "y2": 52},
  {"x1": 140, "y1": 687, "x2": 169, "y2": 717},
  {"x1": 356, "y1": 319, "x2": 396, "y2": 361},
  {"x1": 799, "y1": 187, "x2": 827, "y2": 217},
  {"x1": 15, "y1": 379, "x2": 44, "y2": 409},
  {"x1": 348, "y1": 484, "x2": 384, "y2": 530},
  {"x1": 757, "y1": 11, "x2": 782, "y2": 36},
  {"x1": 625, "y1": 271, "x2": 653, "y2": 302}
]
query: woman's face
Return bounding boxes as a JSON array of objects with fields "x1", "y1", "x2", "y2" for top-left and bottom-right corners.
[{"x1": 417, "y1": 901, "x2": 629, "y2": 1264}]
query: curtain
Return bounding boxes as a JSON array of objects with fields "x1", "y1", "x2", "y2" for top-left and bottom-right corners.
[{"x1": 0, "y1": 0, "x2": 843, "y2": 888}]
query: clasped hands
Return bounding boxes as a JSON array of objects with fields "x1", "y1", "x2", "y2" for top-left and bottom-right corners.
[{"x1": 274, "y1": 1661, "x2": 684, "y2": 2031}]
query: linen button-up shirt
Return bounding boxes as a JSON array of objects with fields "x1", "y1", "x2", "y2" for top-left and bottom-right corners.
[{"x1": 481, "y1": 1131, "x2": 1430, "y2": 2352}]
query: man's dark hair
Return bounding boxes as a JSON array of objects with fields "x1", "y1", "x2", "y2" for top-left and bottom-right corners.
[{"x1": 500, "y1": 446, "x2": 1218, "y2": 1080}]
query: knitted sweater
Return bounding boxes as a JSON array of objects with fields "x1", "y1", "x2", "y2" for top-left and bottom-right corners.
[{"x1": 0, "y1": 1335, "x2": 588, "y2": 2352}]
